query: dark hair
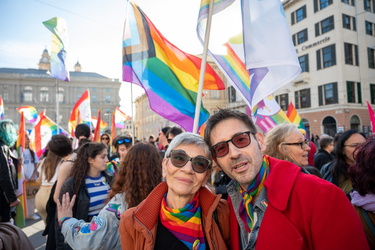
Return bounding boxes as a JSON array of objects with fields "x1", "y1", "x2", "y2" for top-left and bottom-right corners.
[
  {"x1": 303, "y1": 166, "x2": 322, "y2": 178},
  {"x1": 166, "y1": 127, "x2": 183, "y2": 138},
  {"x1": 204, "y1": 109, "x2": 257, "y2": 147},
  {"x1": 161, "y1": 127, "x2": 171, "y2": 135},
  {"x1": 100, "y1": 133, "x2": 111, "y2": 140},
  {"x1": 48, "y1": 135, "x2": 73, "y2": 157},
  {"x1": 331, "y1": 130, "x2": 366, "y2": 186},
  {"x1": 319, "y1": 136, "x2": 334, "y2": 149},
  {"x1": 75, "y1": 123, "x2": 91, "y2": 139},
  {"x1": 109, "y1": 143, "x2": 162, "y2": 207},
  {"x1": 78, "y1": 138, "x2": 91, "y2": 148},
  {"x1": 349, "y1": 136, "x2": 375, "y2": 195},
  {"x1": 70, "y1": 142, "x2": 107, "y2": 195}
]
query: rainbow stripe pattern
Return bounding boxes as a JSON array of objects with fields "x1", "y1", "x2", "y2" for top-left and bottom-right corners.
[
  {"x1": 160, "y1": 194, "x2": 206, "y2": 250},
  {"x1": 0, "y1": 97, "x2": 4, "y2": 120},
  {"x1": 123, "y1": 2, "x2": 225, "y2": 132},
  {"x1": 114, "y1": 107, "x2": 129, "y2": 129},
  {"x1": 68, "y1": 89, "x2": 91, "y2": 137},
  {"x1": 30, "y1": 112, "x2": 59, "y2": 158},
  {"x1": 16, "y1": 106, "x2": 39, "y2": 123},
  {"x1": 286, "y1": 102, "x2": 307, "y2": 137}
]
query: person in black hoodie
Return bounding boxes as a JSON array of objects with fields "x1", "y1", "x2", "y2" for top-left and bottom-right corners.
[{"x1": 314, "y1": 136, "x2": 334, "y2": 170}]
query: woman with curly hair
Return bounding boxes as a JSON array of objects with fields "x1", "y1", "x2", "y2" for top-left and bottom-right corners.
[
  {"x1": 0, "y1": 120, "x2": 19, "y2": 222},
  {"x1": 349, "y1": 135, "x2": 375, "y2": 248},
  {"x1": 57, "y1": 142, "x2": 162, "y2": 250}
]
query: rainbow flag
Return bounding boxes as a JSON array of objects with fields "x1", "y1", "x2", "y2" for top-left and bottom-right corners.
[
  {"x1": 253, "y1": 96, "x2": 290, "y2": 133},
  {"x1": 16, "y1": 106, "x2": 39, "y2": 123},
  {"x1": 30, "y1": 112, "x2": 59, "y2": 158},
  {"x1": 43, "y1": 17, "x2": 70, "y2": 81},
  {"x1": 114, "y1": 107, "x2": 129, "y2": 129},
  {"x1": 123, "y1": 1, "x2": 225, "y2": 132},
  {"x1": 286, "y1": 102, "x2": 307, "y2": 136},
  {"x1": 367, "y1": 101, "x2": 375, "y2": 132},
  {"x1": 15, "y1": 112, "x2": 27, "y2": 227},
  {"x1": 111, "y1": 111, "x2": 116, "y2": 154},
  {"x1": 93, "y1": 110, "x2": 102, "y2": 142},
  {"x1": 92, "y1": 115, "x2": 108, "y2": 134},
  {"x1": 0, "y1": 97, "x2": 4, "y2": 120},
  {"x1": 197, "y1": 0, "x2": 300, "y2": 109},
  {"x1": 68, "y1": 89, "x2": 91, "y2": 137}
]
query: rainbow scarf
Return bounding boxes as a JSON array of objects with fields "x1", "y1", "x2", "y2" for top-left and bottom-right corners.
[
  {"x1": 239, "y1": 155, "x2": 270, "y2": 233},
  {"x1": 160, "y1": 193, "x2": 206, "y2": 250}
]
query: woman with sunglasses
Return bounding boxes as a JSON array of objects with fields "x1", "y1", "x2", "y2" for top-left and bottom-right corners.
[
  {"x1": 119, "y1": 132, "x2": 230, "y2": 250},
  {"x1": 264, "y1": 123, "x2": 312, "y2": 174},
  {"x1": 57, "y1": 142, "x2": 162, "y2": 250},
  {"x1": 100, "y1": 133, "x2": 111, "y2": 153}
]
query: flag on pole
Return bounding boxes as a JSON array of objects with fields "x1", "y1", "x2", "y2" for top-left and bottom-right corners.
[
  {"x1": 0, "y1": 97, "x2": 4, "y2": 120},
  {"x1": 111, "y1": 111, "x2": 116, "y2": 154},
  {"x1": 30, "y1": 112, "x2": 59, "y2": 158},
  {"x1": 286, "y1": 102, "x2": 307, "y2": 136},
  {"x1": 43, "y1": 17, "x2": 70, "y2": 81},
  {"x1": 16, "y1": 106, "x2": 39, "y2": 124},
  {"x1": 114, "y1": 107, "x2": 129, "y2": 129},
  {"x1": 15, "y1": 112, "x2": 27, "y2": 227},
  {"x1": 93, "y1": 110, "x2": 102, "y2": 142},
  {"x1": 123, "y1": 1, "x2": 225, "y2": 132},
  {"x1": 367, "y1": 101, "x2": 375, "y2": 132},
  {"x1": 197, "y1": 0, "x2": 300, "y2": 109},
  {"x1": 68, "y1": 89, "x2": 91, "y2": 137},
  {"x1": 92, "y1": 116, "x2": 108, "y2": 134}
]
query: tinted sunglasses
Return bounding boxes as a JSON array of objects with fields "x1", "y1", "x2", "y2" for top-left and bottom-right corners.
[
  {"x1": 117, "y1": 138, "x2": 131, "y2": 145},
  {"x1": 101, "y1": 137, "x2": 109, "y2": 140},
  {"x1": 169, "y1": 150, "x2": 211, "y2": 173},
  {"x1": 211, "y1": 131, "x2": 255, "y2": 158},
  {"x1": 167, "y1": 138, "x2": 173, "y2": 143}
]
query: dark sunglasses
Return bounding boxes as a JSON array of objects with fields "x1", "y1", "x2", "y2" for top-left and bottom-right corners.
[
  {"x1": 117, "y1": 138, "x2": 131, "y2": 145},
  {"x1": 211, "y1": 131, "x2": 255, "y2": 158},
  {"x1": 169, "y1": 150, "x2": 211, "y2": 173},
  {"x1": 167, "y1": 138, "x2": 173, "y2": 143},
  {"x1": 101, "y1": 137, "x2": 109, "y2": 140}
]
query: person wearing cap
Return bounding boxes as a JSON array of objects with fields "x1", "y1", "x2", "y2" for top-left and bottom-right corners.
[{"x1": 107, "y1": 135, "x2": 132, "y2": 173}]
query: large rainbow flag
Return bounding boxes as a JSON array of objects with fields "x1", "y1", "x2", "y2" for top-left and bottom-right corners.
[
  {"x1": 68, "y1": 89, "x2": 91, "y2": 137},
  {"x1": 16, "y1": 106, "x2": 39, "y2": 124},
  {"x1": 43, "y1": 17, "x2": 70, "y2": 82},
  {"x1": 15, "y1": 112, "x2": 27, "y2": 227},
  {"x1": 0, "y1": 97, "x2": 4, "y2": 120},
  {"x1": 196, "y1": 0, "x2": 300, "y2": 109},
  {"x1": 30, "y1": 112, "x2": 59, "y2": 158},
  {"x1": 122, "y1": 1, "x2": 225, "y2": 132}
]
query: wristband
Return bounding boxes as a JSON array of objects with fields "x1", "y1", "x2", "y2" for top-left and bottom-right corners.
[{"x1": 59, "y1": 217, "x2": 72, "y2": 227}]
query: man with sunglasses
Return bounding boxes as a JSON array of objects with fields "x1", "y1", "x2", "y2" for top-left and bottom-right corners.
[{"x1": 204, "y1": 109, "x2": 368, "y2": 250}]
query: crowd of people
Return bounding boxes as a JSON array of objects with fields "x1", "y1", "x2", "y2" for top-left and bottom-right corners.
[{"x1": 0, "y1": 109, "x2": 374, "y2": 249}]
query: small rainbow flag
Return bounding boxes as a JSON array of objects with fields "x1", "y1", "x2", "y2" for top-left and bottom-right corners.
[
  {"x1": 30, "y1": 112, "x2": 59, "y2": 158},
  {"x1": 286, "y1": 102, "x2": 307, "y2": 137},
  {"x1": 16, "y1": 106, "x2": 39, "y2": 123},
  {"x1": 92, "y1": 115, "x2": 108, "y2": 134},
  {"x1": 68, "y1": 89, "x2": 91, "y2": 137},
  {"x1": 0, "y1": 97, "x2": 4, "y2": 120},
  {"x1": 114, "y1": 107, "x2": 129, "y2": 129}
]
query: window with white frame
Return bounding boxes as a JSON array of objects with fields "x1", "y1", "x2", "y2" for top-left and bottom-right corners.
[
  {"x1": 318, "y1": 82, "x2": 338, "y2": 106},
  {"x1": 291, "y1": 5, "x2": 307, "y2": 25},
  {"x1": 295, "y1": 88, "x2": 311, "y2": 109},
  {"x1": 342, "y1": 14, "x2": 357, "y2": 31},
  {"x1": 314, "y1": 0, "x2": 333, "y2": 12},
  {"x1": 347, "y1": 81, "x2": 362, "y2": 103},
  {"x1": 315, "y1": 16, "x2": 334, "y2": 36},
  {"x1": 344, "y1": 43, "x2": 359, "y2": 66},
  {"x1": 317, "y1": 44, "x2": 336, "y2": 70}
]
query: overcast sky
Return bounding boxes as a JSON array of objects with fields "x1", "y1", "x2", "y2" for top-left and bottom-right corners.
[{"x1": 0, "y1": 0, "x2": 204, "y2": 114}]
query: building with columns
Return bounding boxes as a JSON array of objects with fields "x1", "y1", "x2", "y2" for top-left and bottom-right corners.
[{"x1": 0, "y1": 48, "x2": 122, "y2": 132}]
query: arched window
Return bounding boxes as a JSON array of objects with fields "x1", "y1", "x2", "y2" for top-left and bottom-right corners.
[
  {"x1": 322, "y1": 116, "x2": 337, "y2": 136},
  {"x1": 350, "y1": 115, "x2": 361, "y2": 131}
]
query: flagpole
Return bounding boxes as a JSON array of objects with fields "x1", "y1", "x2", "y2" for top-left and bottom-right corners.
[
  {"x1": 130, "y1": 83, "x2": 135, "y2": 145},
  {"x1": 55, "y1": 78, "x2": 60, "y2": 129},
  {"x1": 193, "y1": 0, "x2": 214, "y2": 134}
]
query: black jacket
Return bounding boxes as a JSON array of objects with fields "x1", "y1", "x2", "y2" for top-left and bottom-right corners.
[{"x1": 314, "y1": 149, "x2": 333, "y2": 170}]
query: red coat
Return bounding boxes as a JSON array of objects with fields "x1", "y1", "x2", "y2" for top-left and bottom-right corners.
[
  {"x1": 229, "y1": 157, "x2": 369, "y2": 250},
  {"x1": 308, "y1": 141, "x2": 316, "y2": 166}
]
